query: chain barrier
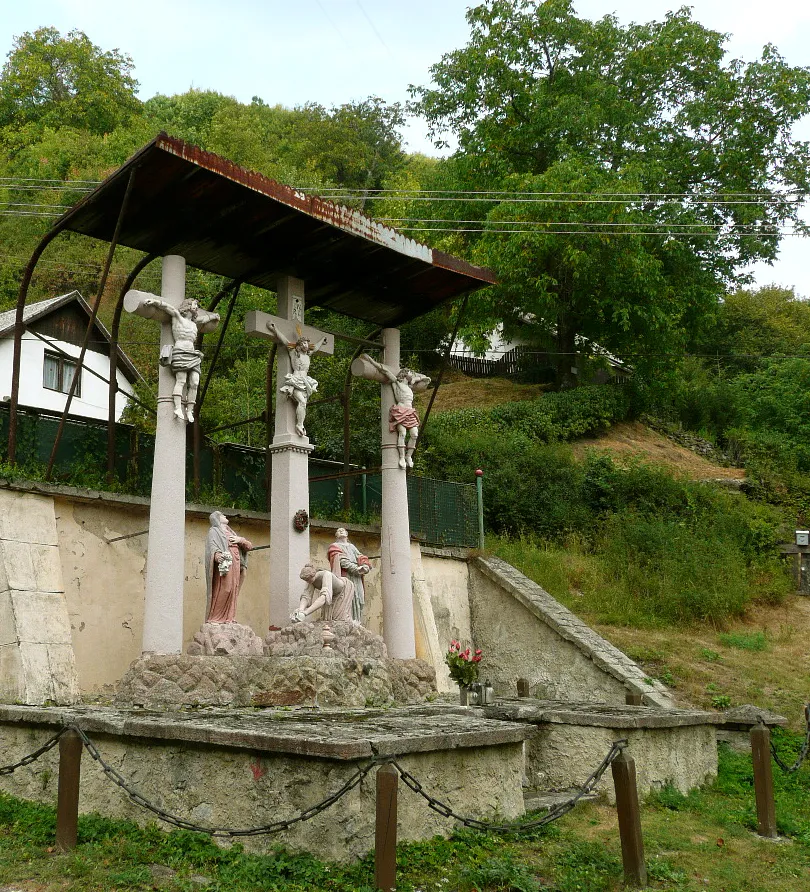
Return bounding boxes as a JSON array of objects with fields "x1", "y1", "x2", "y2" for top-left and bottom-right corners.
[
  {"x1": 768, "y1": 704, "x2": 810, "y2": 774},
  {"x1": 392, "y1": 738, "x2": 628, "y2": 834},
  {"x1": 72, "y1": 726, "x2": 378, "y2": 838},
  {"x1": 0, "y1": 728, "x2": 65, "y2": 776},
  {"x1": 1, "y1": 726, "x2": 626, "y2": 839}
]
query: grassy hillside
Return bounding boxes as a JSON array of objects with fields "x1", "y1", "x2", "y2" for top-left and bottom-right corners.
[{"x1": 421, "y1": 374, "x2": 808, "y2": 728}]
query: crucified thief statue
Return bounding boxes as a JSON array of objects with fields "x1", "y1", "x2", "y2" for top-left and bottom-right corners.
[
  {"x1": 265, "y1": 322, "x2": 329, "y2": 438},
  {"x1": 360, "y1": 354, "x2": 431, "y2": 469},
  {"x1": 142, "y1": 297, "x2": 220, "y2": 423}
]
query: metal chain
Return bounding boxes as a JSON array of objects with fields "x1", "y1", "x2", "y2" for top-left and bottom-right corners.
[
  {"x1": 72, "y1": 726, "x2": 378, "y2": 838},
  {"x1": 1, "y1": 725, "x2": 625, "y2": 839},
  {"x1": 391, "y1": 738, "x2": 628, "y2": 834},
  {"x1": 0, "y1": 728, "x2": 65, "y2": 776},
  {"x1": 769, "y1": 704, "x2": 810, "y2": 774}
]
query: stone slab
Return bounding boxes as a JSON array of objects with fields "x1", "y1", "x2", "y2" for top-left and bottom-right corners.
[
  {"x1": 0, "y1": 589, "x2": 16, "y2": 647},
  {"x1": 485, "y1": 699, "x2": 719, "y2": 729},
  {"x1": 7, "y1": 591, "x2": 73, "y2": 645},
  {"x1": 720, "y1": 704, "x2": 788, "y2": 729},
  {"x1": 29, "y1": 545, "x2": 63, "y2": 593},
  {"x1": 0, "y1": 541, "x2": 37, "y2": 592},
  {"x1": 0, "y1": 704, "x2": 531, "y2": 760},
  {"x1": 0, "y1": 491, "x2": 59, "y2": 546}
]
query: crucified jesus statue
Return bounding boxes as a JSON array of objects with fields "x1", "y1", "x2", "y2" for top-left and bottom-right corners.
[
  {"x1": 265, "y1": 322, "x2": 329, "y2": 438},
  {"x1": 141, "y1": 297, "x2": 220, "y2": 423},
  {"x1": 360, "y1": 354, "x2": 431, "y2": 469}
]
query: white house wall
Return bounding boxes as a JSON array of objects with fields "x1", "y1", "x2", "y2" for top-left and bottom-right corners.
[{"x1": 0, "y1": 336, "x2": 133, "y2": 421}]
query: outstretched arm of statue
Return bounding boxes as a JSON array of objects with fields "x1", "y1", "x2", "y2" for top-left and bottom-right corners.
[
  {"x1": 409, "y1": 371, "x2": 432, "y2": 392},
  {"x1": 309, "y1": 335, "x2": 329, "y2": 354},
  {"x1": 195, "y1": 309, "x2": 220, "y2": 328},
  {"x1": 360, "y1": 353, "x2": 397, "y2": 383},
  {"x1": 143, "y1": 298, "x2": 180, "y2": 320},
  {"x1": 265, "y1": 321, "x2": 288, "y2": 345}
]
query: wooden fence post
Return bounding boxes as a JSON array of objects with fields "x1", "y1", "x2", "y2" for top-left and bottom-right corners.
[
  {"x1": 55, "y1": 729, "x2": 82, "y2": 852},
  {"x1": 751, "y1": 724, "x2": 777, "y2": 838},
  {"x1": 611, "y1": 748, "x2": 647, "y2": 888},
  {"x1": 375, "y1": 763, "x2": 398, "y2": 892}
]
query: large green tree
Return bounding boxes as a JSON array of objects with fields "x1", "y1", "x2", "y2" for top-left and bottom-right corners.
[
  {"x1": 410, "y1": 0, "x2": 810, "y2": 385},
  {"x1": 0, "y1": 27, "x2": 140, "y2": 136}
]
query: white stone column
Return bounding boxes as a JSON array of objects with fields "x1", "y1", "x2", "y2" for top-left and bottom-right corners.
[
  {"x1": 380, "y1": 327, "x2": 416, "y2": 659},
  {"x1": 142, "y1": 255, "x2": 187, "y2": 653},
  {"x1": 268, "y1": 277, "x2": 314, "y2": 627}
]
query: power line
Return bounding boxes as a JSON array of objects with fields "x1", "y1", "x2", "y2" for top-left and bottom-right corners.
[
  {"x1": 376, "y1": 218, "x2": 784, "y2": 230},
  {"x1": 0, "y1": 176, "x2": 100, "y2": 184}
]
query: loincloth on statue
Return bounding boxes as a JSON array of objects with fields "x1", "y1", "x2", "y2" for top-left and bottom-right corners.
[
  {"x1": 281, "y1": 372, "x2": 318, "y2": 399},
  {"x1": 162, "y1": 346, "x2": 203, "y2": 373},
  {"x1": 389, "y1": 404, "x2": 420, "y2": 431}
]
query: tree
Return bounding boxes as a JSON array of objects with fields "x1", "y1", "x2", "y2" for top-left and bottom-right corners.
[
  {"x1": 0, "y1": 27, "x2": 140, "y2": 135},
  {"x1": 410, "y1": 0, "x2": 810, "y2": 385}
]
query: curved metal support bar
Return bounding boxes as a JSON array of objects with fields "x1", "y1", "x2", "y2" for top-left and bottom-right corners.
[
  {"x1": 193, "y1": 279, "x2": 240, "y2": 352},
  {"x1": 192, "y1": 280, "x2": 240, "y2": 498},
  {"x1": 414, "y1": 295, "x2": 469, "y2": 458},
  {"x1": 343, "y1": 327, "x2": 382, "y2": 510},
  {"x1": 107, "y1": 253, "x2": 158, "y2": 481},
  {"x1": 46, "y1": 167, "x2": 138, "y2": 480},
  {"x1": 7, "y1": 217, "x2": 75, "y2": 465},
  {"x1": 197, "y1": 283, "x2": 240, "y2": 413}
]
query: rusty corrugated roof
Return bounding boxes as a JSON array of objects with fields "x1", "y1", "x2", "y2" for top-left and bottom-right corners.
[{"x1": 57, "y1": 133, "x2": 496, "y2": 326}]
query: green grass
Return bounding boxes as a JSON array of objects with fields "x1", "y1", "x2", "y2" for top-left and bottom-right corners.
[
  {"x1": 490, "y1": 528, "x2": 792, "y2": 628},
  {"x1": 1, "y1": 743, "x2": 810, "y2": 890},
  {"x1": 718, "y1": 631, "x2": 769, "y2": 652}
]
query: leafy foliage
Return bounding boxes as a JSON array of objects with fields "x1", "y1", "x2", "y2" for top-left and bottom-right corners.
[
  {"x1": 0, "y1": 27, "x2": 140, "y2": 135},
  {"x1": 410, "y1": 0, "x2": 810, "y2": 384}
]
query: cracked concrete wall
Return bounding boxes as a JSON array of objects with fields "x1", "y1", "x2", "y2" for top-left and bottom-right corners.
[
  {"x1": 0, "y1": 722, "x2": 524, "y2": 861},
  {"x1": 0, "y1": 491, "x2": 78, "y2": 705},
  {"x1": 524, "y1": 723, "x2": 717, "y2": 802},
  {"x1": 54, "y1": 497, "x2": 389, "y2": 694},
  {"x1": 420, "y1": 553, "x2": 471, "y2": 692},
  {"x1": 469, "y1": 557, "x2": 673, "y2": 707}
]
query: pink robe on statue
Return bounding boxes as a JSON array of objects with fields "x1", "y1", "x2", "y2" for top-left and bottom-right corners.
[{"x1": 208, "y1": 540, "x2": 251, "y2": 623}]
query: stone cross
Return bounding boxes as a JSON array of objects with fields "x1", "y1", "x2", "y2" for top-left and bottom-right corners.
[
  {"x1": 351, "y1": 328, "x2": 421, "y2": 659},
  {"x1": 123, "y1": 256, "x2": 221, "y2": 654},
  {"x1": 245, "y1": 277, "x2": 334, "y2": 627}
]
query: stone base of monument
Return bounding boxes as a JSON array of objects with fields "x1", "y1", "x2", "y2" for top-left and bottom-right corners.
[
  {"x1": 0, "y1": 704, "x2": 528, "y2": 862},
  {"x1": 187, "y1": 622, "x2": 264, "y2": 656},
  {"x1": 264, "y1": 620, "x2": 387, "y2": 659},
  {"x1": 115, "y1": 621, "x2": 436, "y2": 709}
]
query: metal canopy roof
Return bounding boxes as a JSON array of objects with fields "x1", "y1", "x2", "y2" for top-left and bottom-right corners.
[{"x1": 57, "y1": 133, "x2": 496, "y2": 327}]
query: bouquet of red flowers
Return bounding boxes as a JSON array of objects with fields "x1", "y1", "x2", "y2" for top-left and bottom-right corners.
[{"x1": 445, "y1": 639, "x2": 482, "y2": 687}]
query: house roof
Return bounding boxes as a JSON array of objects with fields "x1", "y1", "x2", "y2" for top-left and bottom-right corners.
[
  {"x1": 53, "y1": 133, "x2": 496, "y2": 327},
  {"x1": 0, "y1": 291, "x2": 142, "y2": 384}
]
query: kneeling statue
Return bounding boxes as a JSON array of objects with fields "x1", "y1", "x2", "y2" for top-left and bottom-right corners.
[{"x1": 290, "y1": 562, "x2": 354, "y2": 624}]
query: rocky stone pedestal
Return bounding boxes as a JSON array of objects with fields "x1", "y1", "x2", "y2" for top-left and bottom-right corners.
[
  {"x1": 264, "y1": 621, "x2": 387, "y2": 659},
  {"x1": 187, "y1": 622, "x2": 264, "y2": 656},
  {"x1": 115, "y1": 621, "x2": 437, "y2": 709}
]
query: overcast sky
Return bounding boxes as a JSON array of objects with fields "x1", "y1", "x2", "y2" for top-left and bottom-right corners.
[{"x1": 3, "y1": 0, "x2": 809, "y2": 294}]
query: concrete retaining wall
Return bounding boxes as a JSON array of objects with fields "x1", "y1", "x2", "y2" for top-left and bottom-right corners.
[
  {"x1": 2, "y1": 482, "x2": 672, "y2": 710},
  {"x1": 469, "y1": 557, "x2": 672, "y2": 707}
]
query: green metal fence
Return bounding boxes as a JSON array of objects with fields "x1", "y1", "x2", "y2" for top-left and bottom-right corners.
[{"x1": 0, "y1": 406, "x2": 480, "y2": 547}]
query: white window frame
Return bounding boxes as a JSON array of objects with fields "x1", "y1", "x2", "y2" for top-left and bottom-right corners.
[{"x1": 43, "y1": 350, "x2": 81, "y2": 398}]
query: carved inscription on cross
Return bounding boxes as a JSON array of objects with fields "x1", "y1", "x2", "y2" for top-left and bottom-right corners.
[{"x1": 245, "y1": 311, "x2": 334, "y2": 440}]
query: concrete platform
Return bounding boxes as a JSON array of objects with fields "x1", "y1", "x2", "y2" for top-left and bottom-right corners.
[
  {"x1": 485, "y1": 699, "x2": 720, "y2": 803},
  {"x1": 0, "y1": 704, "x2": 529, "y2": 861}
]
